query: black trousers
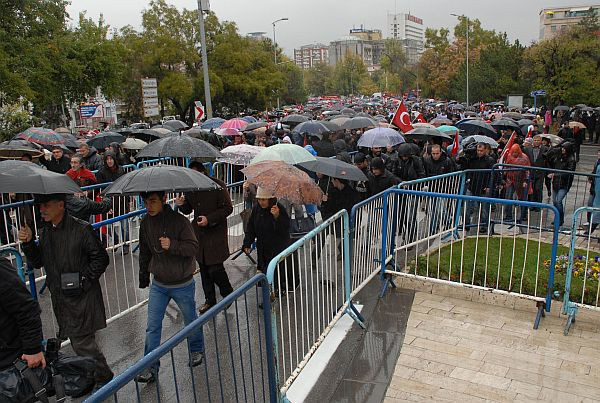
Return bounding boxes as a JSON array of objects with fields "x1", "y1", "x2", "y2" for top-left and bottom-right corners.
[
  {"x1": 69, "y1": 332, "x2": 113, "y2": 384},
  {"x1": 197, "y1": 262, "x2": 233, "y2": 305}
]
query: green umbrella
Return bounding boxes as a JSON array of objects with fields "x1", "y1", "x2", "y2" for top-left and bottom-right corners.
[
  {"x1": 437, "y1": 125, "x2": 459, "y2": 135},
  {"x1": 250, "y1": 143, "x2": 317, "y2": 165}
]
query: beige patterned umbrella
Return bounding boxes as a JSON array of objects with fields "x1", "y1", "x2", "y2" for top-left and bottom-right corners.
[{"x1": 241, "y1": 161, "x2": 323, "y2": 205}]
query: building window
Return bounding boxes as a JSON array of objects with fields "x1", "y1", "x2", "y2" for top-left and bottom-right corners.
[
  {"x1": 551, "y1": 25, "x2": 557, "y2": 32},
  {"x1": 560, "y1": 25, "x2": 566, "y2": 30}
]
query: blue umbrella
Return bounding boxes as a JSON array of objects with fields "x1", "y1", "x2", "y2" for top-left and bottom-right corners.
[
  {"x1": 357, "y1": 127, "x2": 405, "y2": 148},
  {"x1": 291, "y1": 121, "x2": 329, "y2": 136},
  {"x1": 456, "y1": 119, "x2": 498, "y2": 139},
  {"x1": 241, "y1": 116, "x2": 257, "y2": 123},
  {"x1": 200, "y1": 117, "x2": 225, "y2": 130}
]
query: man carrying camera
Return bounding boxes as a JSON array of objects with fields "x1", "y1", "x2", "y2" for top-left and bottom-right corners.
[{"x1": 18, "y1": 193, "x2": 113, "y2": 392}]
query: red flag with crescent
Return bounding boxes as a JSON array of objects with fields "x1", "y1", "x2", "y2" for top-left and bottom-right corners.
[
  {"x1": 451, "y1": 131, "x2": 460, "y2": 157},
  {"x1": 391, "y1": 100, "x2": 414, "y2": 133},
  {"x1": 415, "y1": 113, "x2": 426, "y2": 123}
]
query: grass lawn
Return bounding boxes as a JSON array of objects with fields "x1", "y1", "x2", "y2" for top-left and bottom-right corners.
[{"x1": 407, "y1": 236, "x2": 600, "y2": 306}]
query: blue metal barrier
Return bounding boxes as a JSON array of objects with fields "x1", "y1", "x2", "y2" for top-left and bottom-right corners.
[
  {"x1": 378, "y1": 188, "x2": 560, "y2": 329},
  {"x1": 86, "y1": 273, "x2": 277, "y2": 403},
  {"x1": 0, "y1": 247, "x2": 37, "y2": 299}
]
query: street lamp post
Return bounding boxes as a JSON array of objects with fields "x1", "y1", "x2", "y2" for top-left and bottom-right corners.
[
  {"x1": 198, "y1": 0, "x2": 213, "y2": 118},
  {"x1": 451, "y1": 13, "x2": 469, "y2": 106},
  {"x1": 272, "y1": 17, "x2": 288, "y2": 109}
]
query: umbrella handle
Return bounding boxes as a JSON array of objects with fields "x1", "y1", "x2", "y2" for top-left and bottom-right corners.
[{"x1": 326, "y1": 177, "x2": 330, "y2": 194}]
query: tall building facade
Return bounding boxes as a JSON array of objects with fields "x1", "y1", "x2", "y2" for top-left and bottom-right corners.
[
  {"x1": 539, "y1": 5, "x2": 600, "y2": 40},
  {"x1": 293, "y1": 44, "x2": 329, "y2": 69},
  {"x1": 329, "y1": 28, "x2": 385, "y2": 72},
  {"x1": 386, "y1": 12, "x2": 425, "y2": 65}
]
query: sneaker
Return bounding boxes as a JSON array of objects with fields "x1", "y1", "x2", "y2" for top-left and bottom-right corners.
[
  {"x1": 135, "y1": 369, "x2": 156, "y2": 383},
  {"x1": 190, "y1": 351, "x2": 204, "y2": 367},
  {"x1": 198, "y1": 303, "x2": 214, "y2": 314}
]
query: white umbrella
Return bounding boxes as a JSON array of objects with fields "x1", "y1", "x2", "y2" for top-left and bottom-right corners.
[{"x1": 122, "y1": 137, "x2": 148, "y2": 150}]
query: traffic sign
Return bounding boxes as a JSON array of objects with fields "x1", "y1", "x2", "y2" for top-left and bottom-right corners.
[
  {"x1": 144, "y1": 106, "x2": 160, "y2": 117},
  {"x1": 141, "y1": 78, "x2": 157, "y2": 88},
  {"x1": 194, "y1": 101, "x2": 205, "y2": 121},
  {"x1": 142, "y1": 88, "x2": 158, "y2": 97},
  {"x1": 530, "y1": 90, "x2": 546, "y2": 97},
  {"x1": 143, "y1": 97, "x2": 159, "y2": 107}
]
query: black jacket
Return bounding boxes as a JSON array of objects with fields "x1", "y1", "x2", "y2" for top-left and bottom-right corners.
[
  {"x1": 368, "y1": 170, "x2": 400, "y2": 196},
  {"x1": 0, "y1": 258, "x2": 43, "y2": 370},
  {"x1": 313, "y1": 139, "x2": 336, "y2": 157},
  {"x1": 423, "y1": 154, "x2": 455, "y2": 177},
  {"x1": 139, "y1": 205, "x2": 199, "y2": 286},
  {"x1": 40, "y1": 155, "x2": 70, "y2": 174},
  {"x1": 321, "y1": 183, "x2": 360, "y2": 221},
  {"x1": 459, "y1": 154, "x2": 496, "y2": 195},
  {"x1": 21, "y1": 214, "x2": 109, "y2": 338},
  {"x1": 66, "y1": 195, "x2": 112, "y2": 223},
  {"x1": 551, "y1": 154, "x2": 577, "y2": 191},
  {"x1": 81, "y1": 147, "x2": 103, "y2": 171},
  {"x1": 395, "y1": 156, "x2": 426, "y2": 182},
  {"x1": 242, "y1": 202, "x2": 291, "y2": 271},
  {"x1": 95, "y1": 151, "x2": 125, "y2": 184}
]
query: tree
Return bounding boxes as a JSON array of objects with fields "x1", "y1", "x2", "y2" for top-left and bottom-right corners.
[
  {"x1": 331, "y1": 53, "x2": 368, "y2": 95},
  {"x1": 305, "y1": 62, "x2": 334, "y2": 95},
  {"x1": 279, "y1": 61, "x2": 307, "y2": 105}
]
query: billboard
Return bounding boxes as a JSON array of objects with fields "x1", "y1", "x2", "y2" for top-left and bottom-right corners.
[{"x1": 80, "y1": 104, "x2": 104, "y2": 119}]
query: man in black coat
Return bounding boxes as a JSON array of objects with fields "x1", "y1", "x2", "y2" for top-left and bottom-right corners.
[
  {"x1": 423, "y1": 145, "x2": 456, "y2": 178},
  {"x1": 39, "y1": 146, "x2": 70, "y2": 174},
  {"x1": 18, "y1": 193, "x2": 113, "y2": 391},
  {"x1": 0, "y1": 257, "x2": 45, "y2": 371},
  {"x1": 368, "y1": 157, "x2": 400, "y2": 196}
]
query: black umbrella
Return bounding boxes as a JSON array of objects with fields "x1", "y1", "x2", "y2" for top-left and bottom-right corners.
[
  {"x1": 0, "y1": 160, "x2": 81, "y2": 194},
  {"x1": 243, "y1": 121, "x2": 269, "y2": 132},
  {"x1": 554, "y1": 105, "x2": 570, "y2": 112},
  {"x1": 150, "y1": 124, "x2": 177, "y2": 132},
  {"x1": 292, "y1": 121, "x2": 329, "y2": 136},
  {"x1": 517, "y1": 119, "x2": 536, "y2": 127},
  {"x1": 299, "y1": 156, "x2": 367, "y2": 181},
  {"x1": 86, "y1": 131, "x2": 125, "y2": 150},
  {"x1": 136, "y1": 133, "x2": 222, "y2": 159},
  {"x1": 341, "y1": 117, "x2": 377, "y2": 130},
  {"x1": 456, "y1": 119, "x2": 498, "y2": 139},
  {"x1": 103, "y1": 165, "x2": 221, "y2": 196},
  {"x1": 405, "y1": 127, "x2": 452, "y2": 141},
  {"x1": 132, "y1": 129, "x2": 171, "y2": 143},
  {"x1": 163, "y1": 120, "x2": 189, "y2": 130},
  {"x1": 502, "y1": 112, "x2": 523, "y2": 120},
  {"x1": 0, "y1": 142, "x2": 45, "y2": 159},
  {"x1": 57, "y1": 133, "x2": 79, "y2": 149},
  {"x1": 281, "y1": 114, "x2": 309, "y2": 124},
  {"x1": 341, "y1": 108, "x2": 356, "y2": 116},
  {"x1": 355, "y1": 112, "x2": 372, "y2": 118},
  {"x1": 491, "y1": 119, "x2": 520, "y2": 131},
  {"x1": 321, "y1": 121, "x2": 342, "y2": 132}
]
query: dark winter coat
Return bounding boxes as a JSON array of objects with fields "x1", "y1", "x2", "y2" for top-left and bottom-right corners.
[
  {"x1": 21, "y1": 214, "x2": 109, "y2": 338},
  {"x1": 66, "y1": 195, "x2": 112, "y2": 223},
  {"x1": 459, "y1": 154, "x2": 496, "y2": 195},
  {"x1": 242, "y1": 202, "x2": 291, "y2": 271},
  {"x1": 313, "y1": 139, "x2": 336, "y2": 157},
  {"x1": 321, "y1": 183, "x2": 360, "y2": 221},
  {"x1": 423, "y1": 154, "x2": 456, "y2": 177},
  {"x1": 139, "y1": 205, "x2": 199, "y2": 286},
  {"x1": 178, "y1": 177, "x2": 233, "y2": 265},
  {"x1": 0, "y1": 257, "x2": 43, "y2": 370},
  {"x1": 40, "y1": 154, "x2": 70, "y2": 174},
  {"x1": 368, "y1": 170, "x2": 401, "y2": 196},
  {"x1": 395, "y1": 156, "x2": 426, "y2": 182},
  {"x1": 95, "y1": 151, "x2": 125, "y2": 184},
  {"x1": 550, "y1": 150, "x2": 577, "y2": 191},
  {"x1": 81, "y1": 147, "x2": 103, "y2": 171}
]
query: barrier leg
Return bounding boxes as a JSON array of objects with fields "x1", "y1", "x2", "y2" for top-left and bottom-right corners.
[
  {"x1": 379, "y1": 272, "x2": 397, "y2": 299},
  {"x1": 345, "y1": 302, "x2": 366, "y2": 329},
  {"x1": 27, "y1": 266, "x2": 38, "y2": 301},
  {"x1": 533, "y1": 301, "x2": 546, "y2": 330}
]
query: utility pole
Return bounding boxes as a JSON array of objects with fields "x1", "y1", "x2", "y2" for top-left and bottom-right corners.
[
  {"x1": 451, "y1": 13, "x2": 469, "y2": 106},
  {"x1": 272, "y1": 18, "x2": 288, "y2": 110},
  {"x1": 198, "y1": 0, "x2": 213, "y2": 118}
]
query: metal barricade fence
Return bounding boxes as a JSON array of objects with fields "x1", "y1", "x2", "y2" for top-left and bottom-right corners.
[
  {"x1": 562, "y1": 206, "x2": 600, "y2": 335},
  {"x1": 265, "y1": 210, "x2": 363, "y2": 399},
  {"x1": 212, "y1": 161, "x2": 245, "y2": 186},
  {"x1": 490, "y1": 164, "x2": 599, "y2": 232},
  {"x1": 86, "y1": 273, "x2": 277, "y2": 403},
  {"x1": 379, "y1": 188, "x2": 560, "y2": 329},
  {"x1": 226, "y1": 181, "x2": 246, "y2": 254}
]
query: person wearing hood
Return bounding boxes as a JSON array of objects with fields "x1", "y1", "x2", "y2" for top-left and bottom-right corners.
[
  {"x1": 353, "y1": 152, "x2": 371, "y2": 200},
  {"x1": 503, "y1": 144, "x2": 531, "y2": 222},
  {"x1": 40, "y1": 145, "x2": 70, "y2": 174},
  {"x1": 547, "y1": 142, "x2": 577, "y2": 227},
  {"x1": 107, "y1": 142, "x2": 129, "y2": 166},
  {"x1": 368, "y1": 157, "x2": 400, "y2": 196},
  {"x1": 95, "y1": 151, "x2": 125, "y2": 184},
  {"x1": 394, "y1": 144, "x2": 425, "y2": 182},
  {"x1": 312, "y1": 133, "x2": 335, "y2": 157}
]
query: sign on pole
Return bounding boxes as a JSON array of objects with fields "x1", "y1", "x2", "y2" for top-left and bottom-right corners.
[
  {"x1": 80, "y1": 104, "x2": 104, "y2": 119},
  {"x1": 194, "y1": 101, "x2": 205, "y2": 121},
  {"x1": 141, "y1": 78, "x2": 159, "y2": 117}
]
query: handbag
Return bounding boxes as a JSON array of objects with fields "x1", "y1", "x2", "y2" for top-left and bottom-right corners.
[
  {"x1": 0, "y1": 360, "x2": 53, "y2": 403},
  {"x1": 60, "y1": 272, "x2": 82, "y2": 297},
  {"x1": 290, "y1": 215, "x2": 316, "y2": 239}
]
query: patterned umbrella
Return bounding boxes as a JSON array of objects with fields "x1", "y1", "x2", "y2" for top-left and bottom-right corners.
[
  {"x1": 242, "y1": 161, "x2": 323, "y2": 205},
  {"x1": 220, "y1": 118, "x2": 249, "y2": 130},
  {"x1": 200, "y1": 117, "x2": 225, "y2": 130},
  {"x1": 241, "y1": 116, "x2": 257, "y2": 123},
  {"x1": 219, "y1": 144, "x2": 262, "y2": 165},
  {"x1": 16, "y1": 127, "x2": 64, "y2": 146}
]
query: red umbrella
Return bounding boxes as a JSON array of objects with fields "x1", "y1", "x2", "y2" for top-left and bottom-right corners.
[{"x1": 220, "y1": 118, "x2": 248, "y2": 130}]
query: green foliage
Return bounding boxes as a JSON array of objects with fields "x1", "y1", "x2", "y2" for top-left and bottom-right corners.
[
  {"x1": 0, "y1": 104, "x2": 32, "y2": 141},
  {"x1": 330, "y1": 53, "x2": 368, "y2": 95},
  {"x1": 305, "y1": 62, "x2": 334, "y2": 96},
  {"x1": 279, "y1": 61, "x2": 307, "y2": 105}
]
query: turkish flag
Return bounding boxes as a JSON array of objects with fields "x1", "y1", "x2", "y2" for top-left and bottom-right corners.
[
  {"x1": 451, "y1": 131, "x2": 460, "y2": 157},
  {"x1": 415, "y1": 113, "x2": 426, "y2": 123},
  {"x1": 391, "y1": 100, "x2": 414, "y2": 133},
  {"x1": 499, "y1": 131, "x2": 517, "y2": 164},
  {"x1": 527, "y1": 126, "x2": 533, "y2": 138}
]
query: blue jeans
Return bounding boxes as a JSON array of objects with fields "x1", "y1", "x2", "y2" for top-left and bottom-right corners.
[
  {"x1": 144, "y1": 280, "x2": 204, "y2": 370},
  {"x1": 553, "y1": 188, "x2": 568, "y2": 226},
  {"x1": 465, "y1": 190, "x2": 490, "y2": 229}
]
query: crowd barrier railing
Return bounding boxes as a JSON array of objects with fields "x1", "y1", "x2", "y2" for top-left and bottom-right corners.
[
  {"x1": 562, "y1": 206, "x2": 600, "y2": 335},
  {"x1": 86, "y1": 273, "x2": 277, "y2": 403},
  {"x1": 212, "y1": 160, "x2": 245, "y2": 186},
  {"x1": 265, "y1": 210, "x2": 364, "y2": 400},
  {"x1": 490, "y1": 163, "x2": 599, "y2": 232},
  {"x1": 0, "y1": 247, "x2": 37, "y2": 299},
  {"x1": 378, "y1": 188, "x2": 560, "y2": 329}
]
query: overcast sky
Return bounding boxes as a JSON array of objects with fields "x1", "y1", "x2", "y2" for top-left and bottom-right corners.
[{"x1": 67, "y1": 0, "x2": 596, "y2": 56}]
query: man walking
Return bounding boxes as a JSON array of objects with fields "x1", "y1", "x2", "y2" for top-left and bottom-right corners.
[
  {"x1": 136, "y1": 191, "x2": 204, "y2": 383},
  {"x1": 523, "y1": 135, "x2": 549, "y2": 204},
  {"x1": 18, "y1": 193, "x2": 113, "y2": 392},
  {"x1": 176, "y1": 161, "x2": 234, "y2": 314}
]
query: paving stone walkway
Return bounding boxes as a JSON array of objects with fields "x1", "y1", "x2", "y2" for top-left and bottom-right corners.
[{"x1": 384, "y1": 290, "x2": 600, "y2": 402}]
